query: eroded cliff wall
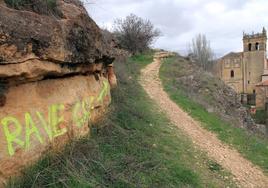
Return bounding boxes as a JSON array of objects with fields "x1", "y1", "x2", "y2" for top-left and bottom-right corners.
[{"x1": 0, "y1": 0, "x2": 116, "y2": 185}]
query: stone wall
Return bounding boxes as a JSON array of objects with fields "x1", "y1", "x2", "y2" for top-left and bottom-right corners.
[
  {"x1": 218, "y1": 53, "x2": 244, "y2": 93},
  {"x1": 256, "y1": 86, "x2": 266, "y2": 109}
]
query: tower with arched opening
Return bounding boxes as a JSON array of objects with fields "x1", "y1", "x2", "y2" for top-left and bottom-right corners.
[
  {"x1": 243, "y1": 28, "x2": 267, "y2": 94},
  {"x1": 217, "y1": 28, "x2": 268, "y2": 107}
]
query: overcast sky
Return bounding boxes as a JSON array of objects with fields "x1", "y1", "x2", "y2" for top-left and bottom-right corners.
[{"x1": 83, "y1": 0, "x2": 268, "y2": 57}]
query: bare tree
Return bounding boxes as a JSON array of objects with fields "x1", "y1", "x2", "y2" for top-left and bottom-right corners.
[
  {"x1": 189, "y1": 34, "x2": 214, "y2": 70},
  {"x1": 113, "y1": 14, "x2": 160, "y2": 55}
]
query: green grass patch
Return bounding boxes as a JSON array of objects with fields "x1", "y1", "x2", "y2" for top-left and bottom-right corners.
[
  {"x1": 8, "y1": 54, "x2": 236, "y2": 188},
  {"x1": 160, "y1": 56, "x2": 268, "y2": 174},
  {"x1": 129, "y1": 51, "x2": 154, "y2": 68}
]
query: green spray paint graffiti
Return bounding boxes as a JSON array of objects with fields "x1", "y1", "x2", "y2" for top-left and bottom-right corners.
[{"x1": 1, "y1": 80, "x2": 110, "y2": 156}]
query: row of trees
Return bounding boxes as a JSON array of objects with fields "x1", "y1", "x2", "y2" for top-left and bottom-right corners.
[
  {"x1": 109, "y1": 14, "x2": 214, "y2": 70},
  {"x1": 189, "y1": 34, "x2": 214, "y2": 70}
]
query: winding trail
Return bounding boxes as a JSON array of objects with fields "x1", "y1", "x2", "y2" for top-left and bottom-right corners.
[{"x1": 140, "y1": 52, "x2": 268, "y2": 188}]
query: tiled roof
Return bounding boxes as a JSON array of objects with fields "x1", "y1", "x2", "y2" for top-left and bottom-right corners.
[
  {"x1": 221, "y1": 52, "x2": 243, "y2": 59},
  {"x1": 256, "y1": 80, "x2": 268, "y2": 87}
]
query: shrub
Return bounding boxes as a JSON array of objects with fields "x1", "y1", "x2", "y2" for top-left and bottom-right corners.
[
  {"x1": 113, "y1": 14, "x2": 161, "y2": 55},
  {"x1": 252, "y1": 110, "x2": 267, "y2": 124}
]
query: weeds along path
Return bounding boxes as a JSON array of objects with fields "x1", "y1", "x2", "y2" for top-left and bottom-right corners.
[{"x1": 139, "y1": 52, "x2": 268, "y2": 188}]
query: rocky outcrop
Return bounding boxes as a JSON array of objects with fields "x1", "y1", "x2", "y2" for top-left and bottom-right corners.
[
  {"x1": 0, "y1": 0, "x2": 115, "y2": 85},
  {"x1": 0, "y1": 0, "x2": 116, "y2": 186}
]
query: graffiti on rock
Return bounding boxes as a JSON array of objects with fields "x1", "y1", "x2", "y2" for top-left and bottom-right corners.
[{"x1": 1, "y1": 80, "x2": 110, "y2": 156}]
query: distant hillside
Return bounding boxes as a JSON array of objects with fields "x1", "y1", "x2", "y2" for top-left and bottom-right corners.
[{"x1": 160, "y1": 56, "x2": 260, "y2": 134}]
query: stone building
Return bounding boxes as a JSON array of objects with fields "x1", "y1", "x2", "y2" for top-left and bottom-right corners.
[{"x1": 217, "y1": 28, "x2": 268, "y2": 108}]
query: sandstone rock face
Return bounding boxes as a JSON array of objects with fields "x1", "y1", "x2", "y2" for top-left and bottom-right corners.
[
  {"x1": 0, "y1": 75, "x2": 111, "y2": 185},
  {"x1": 0, "y1": 0, "x2": 116, "y2": 186}
]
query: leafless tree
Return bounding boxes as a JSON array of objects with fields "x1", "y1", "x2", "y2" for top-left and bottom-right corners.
[
  {"x1": 189, "y1": 34, "x2": 214, "y2": 71},
  {"x1": 113, "y1": 14, "x2": 161, "y2": 55}
]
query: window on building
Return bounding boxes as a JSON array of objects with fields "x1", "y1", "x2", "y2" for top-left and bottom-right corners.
[
  {"x1": 256, "y1": 42, "x2": 260, "y2": 50},
  {"x1": 225, "y1": 59, "x2": 231, "y2": 68},
  {"x1": 248, "y1": 81, "x2": 250, "y2": 84},
  {"x1": 231, "y1": 70, "x2": 235, "y2": 78},
  {"x1": 253, "y1": 89, "x2": 256, "y2": 94},
  {"x1": 234, "y1": 59, "x2": 241, "y2": 67},
  {"x1": 248, "y1": 43, "x2": 252, "y2": 51}
]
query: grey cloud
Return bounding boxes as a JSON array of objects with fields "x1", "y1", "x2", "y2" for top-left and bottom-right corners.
[{"x1": 83, "y1": 0, "x2": 268, "y2": 56}]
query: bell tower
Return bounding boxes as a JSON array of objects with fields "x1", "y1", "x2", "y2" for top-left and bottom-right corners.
[
  {"x1": 243, "y1": 28, "x2": 267, "y2": 53},
  {"x1": 242, "y1": 27, "x2": 267, "y2": 94}
]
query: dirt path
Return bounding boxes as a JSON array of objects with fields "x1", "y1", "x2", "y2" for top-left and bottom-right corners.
[{"x1": 140, "y1": 52, "x2": 268, "y2": 188}]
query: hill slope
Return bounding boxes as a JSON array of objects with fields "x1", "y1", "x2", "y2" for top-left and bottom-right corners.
[
  {"x1": 140, "y1": 52, "x2": 268, "y2": 187},
  {"x1": 160, "y1": 55, "x2": 268, "y2": 176},
  {"x1": 8, "y1": 53, "x2": 236, "y2": 188}
]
